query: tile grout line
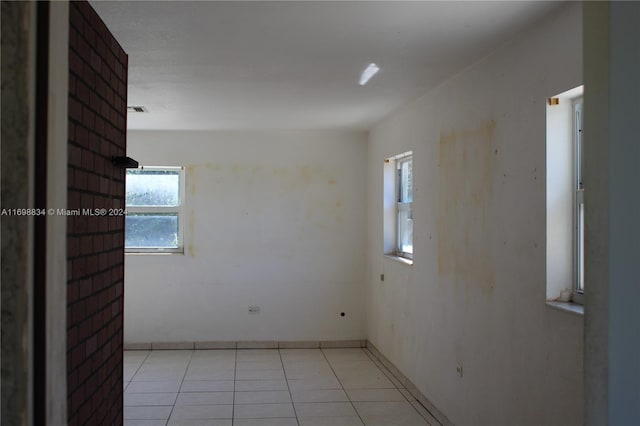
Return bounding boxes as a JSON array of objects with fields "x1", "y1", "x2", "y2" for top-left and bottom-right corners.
[
  {"x1": 320, "y1": 347, "x2": 367, "y2": 426},
  {"x1": 232, "y1": 347, "x2": 238, "y2": 425},
  {"x1": 125, "y1": 349, "x2": 152, "y2": 389},
  {"x1": 278, "y1": 348, "x2": 301, "y2": 426},
  {"x1": 166, "y1": 349, "x2": 195, "y2": 426},
  {"x1": 123, "y1": 350, "x2": 155, "y2": 425}
]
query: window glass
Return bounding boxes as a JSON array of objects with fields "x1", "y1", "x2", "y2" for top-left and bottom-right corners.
[
  {"x1": 126, "y1": 169, "x2": 180, "y2": 207},
  {"x1": 397, "y1": 156, "x2": 413, "y2": 258},
  {"x1": 399, "y1": 159, "x2": 413, "y2": 203},
  {"x1": 398, "y1": 206, "x2": 413, "y2": 255},
  {"x1": 125, "y1": 214, "x2": 179, "y2": 249}
]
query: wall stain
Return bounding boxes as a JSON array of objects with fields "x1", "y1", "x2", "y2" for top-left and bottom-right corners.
[
  {"x1": 300, "y1": 165, "x2": 313, "y2": 184},
  {"x1": 187, "y1": 204, "x2": 196, "y2": 257},
  {"x1": 438, "y1": 120, "x2": 496, "y2": 295},
  {"x1": 272, "y1": 166, "x2": 289, "y2": 176},
  {"x1": 185, "y1": 162, "x2": 344, "y2": 237}
]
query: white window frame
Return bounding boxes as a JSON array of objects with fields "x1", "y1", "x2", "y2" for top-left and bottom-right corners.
[
  {"x1": 395, "y1": 153, "x2": 413, "y2": 260},
  {"x1": 125, "y1": 166, "x2": 185, "y2": 254},
  {"x1": 573, "y1": 99, "x2": 584, "y2": 304}
]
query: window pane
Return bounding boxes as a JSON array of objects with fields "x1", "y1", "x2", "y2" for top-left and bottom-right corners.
[
  {"x1": 126, "y1": 170, "x2": 180, "y2": 207},
  {"x1": 400, "y1": 159, "x2": 413, "y2": 203},
  {"x1": 398, "y1": 205, "x2": 413, "y2": 254},
  {"x1": 577, "y1": 202, "x2": 584, "y2": 292},
  {"x1": 125, "y1": 214, "x2": 179, "y2": 248},
  {"x1": 575, "y1": 102, "x2": 584, "y2": 190}
]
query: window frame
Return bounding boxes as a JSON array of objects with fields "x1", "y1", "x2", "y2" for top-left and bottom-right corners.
[
  {"x1": 125, "y1": 166, "x2": 186, "y2": 254},
  {"x1": 573, "y1": 98, "x2": 584, "y2": 304},
  {"x1": 395, "y1": 154, "x2": 413, "y2": 260}
]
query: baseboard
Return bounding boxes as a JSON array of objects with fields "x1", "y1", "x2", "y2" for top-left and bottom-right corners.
[
  {"x1": 366, "y1": 341, "x2": 454, "y2": 426},
  {"x1": 124, "y1": 339, "x2": 367, "y2": 351}
]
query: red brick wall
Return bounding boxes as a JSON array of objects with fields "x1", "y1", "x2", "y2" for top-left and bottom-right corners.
[{"x1": 67, "y1": 2, "x2": 127, "y2": 425}]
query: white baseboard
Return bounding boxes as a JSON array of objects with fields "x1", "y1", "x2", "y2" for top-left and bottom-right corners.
[{"x1": 124, "y1": 339, "x2": 367, "y2": 351}]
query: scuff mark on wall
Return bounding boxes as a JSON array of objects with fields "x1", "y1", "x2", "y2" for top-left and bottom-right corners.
[{"x1": 438, "y1": 120, "x2": 497, "y2": 294}]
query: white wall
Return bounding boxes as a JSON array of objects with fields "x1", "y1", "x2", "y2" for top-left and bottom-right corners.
[
  {"x1": 125, "y1": 130, "x2": 367, "y2": 343},
  {"x1": 366, "y1": 3, "x2": 583, "y2": 426}
]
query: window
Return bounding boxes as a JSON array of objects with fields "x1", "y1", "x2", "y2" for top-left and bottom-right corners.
[
  {"x1": 384, "y1": 151, "x2": 413, "y2": 262},
  {"x1": 396, "y1": 156, "x2": 413, "y2": 259},
  {"x1": 125, "y1": 167, "x2": 185, "y2": 253},
  {"x1": 573, "y1": 99, "x2": 584, "y2": 303}
]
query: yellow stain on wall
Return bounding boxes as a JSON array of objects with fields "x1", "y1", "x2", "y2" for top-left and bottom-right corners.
[
  {"x1": 437, "y1": 120, "x2": 497, "y2": 295},
  {"x1": 187, "y1": 207, "x2": 196, "y2": 257}
]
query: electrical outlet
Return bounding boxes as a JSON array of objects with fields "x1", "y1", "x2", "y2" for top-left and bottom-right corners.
[
  {"x1": 456, "y1": 364, "x2": 463, "y2": 378},
  {"x1": 248, "y1": 306, "x2": 260, "y2": 314}
]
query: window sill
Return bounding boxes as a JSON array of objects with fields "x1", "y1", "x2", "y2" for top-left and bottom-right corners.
[
  {"x1": 546, "y1": 301, "x2": 584, "y2": 316},
  {"x1": 384, "y1": 254, "x2": 413, "y2": 266},
  {"x1": 125, "y1": 251, "x2": 184, "y2": 256}
]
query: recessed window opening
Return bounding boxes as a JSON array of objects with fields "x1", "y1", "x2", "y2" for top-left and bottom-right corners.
[
  {"x1": 546, "y1": 85, "x2": 583, "y2": 305},
  {"x1": 384, "y1": 151, "x2": 413, "y2": 263}
]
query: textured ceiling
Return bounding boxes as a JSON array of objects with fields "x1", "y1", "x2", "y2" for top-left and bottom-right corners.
[{"x1": 91, "y1": 1, "x2": 561, "y2": 130}]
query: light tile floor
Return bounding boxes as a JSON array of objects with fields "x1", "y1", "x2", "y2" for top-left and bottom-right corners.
[{"x1": 124, "y1": 348, "x2": 438, "y2": 426}]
